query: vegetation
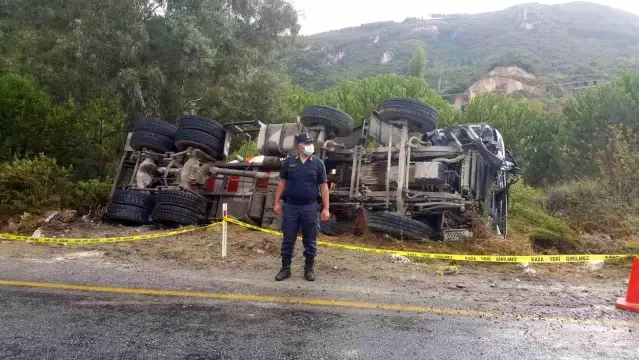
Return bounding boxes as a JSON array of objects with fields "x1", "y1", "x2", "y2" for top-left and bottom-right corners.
[
  {"x1": 407, "y1": 46, "x2": 427, "y2": 79},
  {"x1": 1, "y1": 0, "x2": 639, "y2": 255},
  {"x1": 0, "y1": 156, "x2": 110, "y2": 216},
  {"x1": 284, "y1": 2, "x2": 639, "y2": 92}
]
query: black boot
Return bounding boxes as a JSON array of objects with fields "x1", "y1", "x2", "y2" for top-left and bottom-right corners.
[
  {"x1": 304, "y1": 257, "x2": 315, "y2": 281},
  {"x1": 275, "y1": 259, "x2": 291, "y2": 281}
]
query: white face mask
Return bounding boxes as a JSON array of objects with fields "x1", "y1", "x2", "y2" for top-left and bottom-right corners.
[{"x1": 302, "y1": 143, "x2": 314, "y2": 156}]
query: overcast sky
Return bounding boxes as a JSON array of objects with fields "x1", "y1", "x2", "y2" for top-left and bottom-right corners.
[{"x1": 291, "y1": 0, "x2": 639, "y2": 35}]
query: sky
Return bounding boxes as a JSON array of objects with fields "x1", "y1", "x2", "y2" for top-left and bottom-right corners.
[{"x1": 290, "y1": 0, "x2": 639, "y2": 35}]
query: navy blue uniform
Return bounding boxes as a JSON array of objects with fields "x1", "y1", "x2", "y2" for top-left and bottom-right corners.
[{"x1": 279, "y1": 155, "x2": 327, "y2": 260}]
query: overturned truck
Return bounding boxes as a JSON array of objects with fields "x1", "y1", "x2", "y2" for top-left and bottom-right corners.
[{"x1": 107, "y1": 98, "x2": 519, "y2": 240}]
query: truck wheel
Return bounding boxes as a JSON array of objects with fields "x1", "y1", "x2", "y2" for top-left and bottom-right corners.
[
  {"x1": 301, "y1": 105, "x2": 354, "y2": 137},
  {"x1": 133, "y1": 118, "x2": 178, "y2": 139},
  {"x1": 151, "y1": 203, "x2": 203, "y2": 226},
  {"x1": 377, "y1": 98, "x2": 440, "y2": 134},
  {"x1": 174, "y1": 128, "x2": 224, "y2": 158},
  {"x1": 155, "y1": 189, "x2": 209, "y2": 215},
  {"x1": 107, "y1": 203, "x2": 150, "y2": 224},
  {"x1": 178, "y1": 116, "x2": 226, "y2": 141},
  {"x1": 366, "y1": 212, "x2": 433, "y2": 240},
  {"x1": 111, "y1": 189, "x2": 155, "y2": 210},
  {"x1": 130, "y1": 131, "x2": 175, "y2": 153},
  {"x1": 320, "y1": 220, "x2": 347, "y2": 236}
]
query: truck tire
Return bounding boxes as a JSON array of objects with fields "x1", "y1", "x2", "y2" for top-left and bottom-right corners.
[
  {"x1": 133, "y1": 118, "x2": 178, "y2": 139},
  {"x1": 174, "y1": 128, "x2": 224, "y2": 158},
  {"x1": 377, "y1": 98, "x2": 440, "y2": 134},
  {"x1": 151, "y1": 203, "x2": 202, "y2": 226},
  {"x1": 111, "y1": 189, "x2": 155, "y2": 210},
  {"x1": 107, "y1": 203, "x2": 150, "y2": 224},
  {"x1": 178, "y1": 116, "x2": 226, "y2": 140},
  {"x1": 130, "y1": 130, "x2": 175, "y2": 153},
  {"x1": 320, "y1": 220, "x2": 347, "y2": 236},
  {"x1": 155, "y1": 189, "x2": 208, "y2": 215},
  {"x1": 301, "y1": 105, "x2": 354, "y2": 137},
  {"x1": 366, "y1": 212, "x2": 433, "y2": 240}
]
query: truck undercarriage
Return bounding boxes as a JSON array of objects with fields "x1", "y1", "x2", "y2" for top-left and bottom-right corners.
[{"x1": 107, "y1": 98, "x2": 519, "y2": 241}]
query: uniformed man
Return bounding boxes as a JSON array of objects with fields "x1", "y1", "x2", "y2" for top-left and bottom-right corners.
[{"x1": 273, "y1": 133, "x2": 330, "y2": 281}]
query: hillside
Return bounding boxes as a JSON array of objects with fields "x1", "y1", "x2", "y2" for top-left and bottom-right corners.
[{"x1": 284, "y1": 2, "x2": 639, "y2": 93}]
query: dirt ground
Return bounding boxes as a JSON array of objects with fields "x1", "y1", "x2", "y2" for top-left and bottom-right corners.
[{"x1": 0, "y1": 217, "x2": 633, "y2": 284}]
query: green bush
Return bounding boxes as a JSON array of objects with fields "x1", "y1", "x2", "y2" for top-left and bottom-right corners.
[
  {"x1": 66, "y1": 179, "x2": 112, "y2": 215},
  {"x1": 508, "y1": 182, "x2": 579, "y2": 251},
  {"x1": 0, "y1": 155, "x2": 111, "y2": 216}
]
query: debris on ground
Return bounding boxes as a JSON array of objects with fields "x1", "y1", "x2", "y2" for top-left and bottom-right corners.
[
  {"x1": 584, "y1": 260, "x2": 604, "y2": 272},
  {"x1": 385, "y1": 254, "x2": 411, "y2": 263},
  {"x1": 455, "y1": 284, "x2": 466, "y2": 289},
  {"x1": 59, "y1": 210, "x2": 78, "y2": 223},
  {"x1": 436, "y1": 265, "x2": 459, "y2": 275},
  {"x1": 518, "y1": 262, "x2": 537, "y2": 275},
  {"x1": 44, "y1": 212, "x2": 59, "y2": 223},
  {"x1": 31, "y1": 228, "x2": 43, "y2": 238}
]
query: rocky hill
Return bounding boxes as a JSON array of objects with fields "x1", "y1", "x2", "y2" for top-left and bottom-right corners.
[{"x1": 285, "y1": 2, "x2": 639, "y2": 94}]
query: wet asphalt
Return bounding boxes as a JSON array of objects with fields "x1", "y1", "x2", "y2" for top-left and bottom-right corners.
[{"x1": 0, "y1": 257, "x2": 638, "y2": 359}]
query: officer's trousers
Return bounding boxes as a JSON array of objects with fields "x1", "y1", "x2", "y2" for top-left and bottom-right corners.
[{"x1": 281, "y1": 202, "x2": 319, "y2": 260}]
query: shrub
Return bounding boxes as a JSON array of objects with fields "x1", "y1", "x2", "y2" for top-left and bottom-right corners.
[
  {"x1": 508, "y1": 182, "x2": 579, "y2": 252},
  {"x1": 66, "y1": 179, "x2": 112, "y2": 216},
  {"x1": 547, "y1": 180, "x2": 636, "y2": 237},
  {"x1": 0, "y1": 155, "x2": 111, "y2": 216}
]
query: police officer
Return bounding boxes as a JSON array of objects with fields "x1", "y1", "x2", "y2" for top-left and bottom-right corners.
[{"x1": 273, "y1": 133, "x2": 330, "y2": 281}]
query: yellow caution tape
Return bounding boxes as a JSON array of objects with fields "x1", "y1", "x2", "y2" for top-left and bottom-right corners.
[
  {"x1": 0, "y1": 222, "x2": 221, "y2": 245},
  {"x1": 223, "y1": 216, "x2": 636, "y2": 263}
]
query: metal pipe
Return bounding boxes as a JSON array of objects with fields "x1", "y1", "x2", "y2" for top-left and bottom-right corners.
[
  {"x1": 354, "y1": 147, "x2": 362, "y2": 200},
  {"x1": 408, "y1": 136, "x2": 430, "y2": 147},
  {"x1": 431, "y1": 154, "x2": 466, "y2": 164},
  {"x1": 209, "y1": 167, "x2": 278, "y2": 179},
  {"x1": 349, "y1": 146, "x2": 358, "y2": 198},
  {"x1": 128, "y1": 156, "x2": 142, "y2": 187},
  {"x1": 396, "y1": 121, "x2": 409, "y2": 215},
  {"x1": 385, "y1": 130, "x2": 393, "y2": 210},
  {"x1": 406, "y1": 144, "x2": 411, "y2": 189},
  {"x1": 323, "y1": 140, "x2": 346, "y2": 149}
]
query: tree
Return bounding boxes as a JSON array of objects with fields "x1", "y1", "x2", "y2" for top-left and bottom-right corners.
[
  {"x1": 561, "y1": 77, "x2": 638, "y2": 178},
  {"x1": 407, "y1": 45, "x2": 427, "y2": 79},
  {"x1": 288, "y1": 74, "x2": 455, "y2": 126}
]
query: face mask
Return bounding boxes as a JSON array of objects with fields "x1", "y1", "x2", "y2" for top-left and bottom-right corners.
[{"x1": 302, "y1": 144, "x2": 314, "y2": 156}]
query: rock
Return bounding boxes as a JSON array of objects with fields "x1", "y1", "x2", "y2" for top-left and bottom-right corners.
[
  {"x1": 456, "y1": 284, "x2": 466, "y2": 289},
  {"x1": 255, "y1": 249, "x2": 265, "y2": 254},
  {"x1": 6, "y1": 221, "x2": 19, "y2": 233},
  {"x1": 385, "y1": 254, "x2": 411, "y2": 264},
  {"x1": 584, "y1": 260, "x2": 604, "y2": 271},
  {"x1": 59, "y1": 210, "x2": 77, "y2": 223},
  {"x1": 490, "y1": 283, "x2": 496, "y2": 288}
]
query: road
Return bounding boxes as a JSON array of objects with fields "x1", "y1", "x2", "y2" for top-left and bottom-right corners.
[{"x1": 0, "y1": 256, "x2": 638, "y2": 359}]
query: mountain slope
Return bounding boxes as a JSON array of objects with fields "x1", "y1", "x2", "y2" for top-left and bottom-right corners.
[{"x1": 285, "y1": 2, "x2": 639, "y2": 92}]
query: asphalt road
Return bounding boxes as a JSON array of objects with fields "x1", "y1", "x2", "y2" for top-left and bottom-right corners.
[{"x1": 0, "y1": 256, "x2": 638, "y2": 359}]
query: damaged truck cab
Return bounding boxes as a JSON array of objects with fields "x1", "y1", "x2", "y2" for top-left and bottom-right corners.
[{"x1": 108, "y1": 98, "x2": 519, "y2": 241}]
